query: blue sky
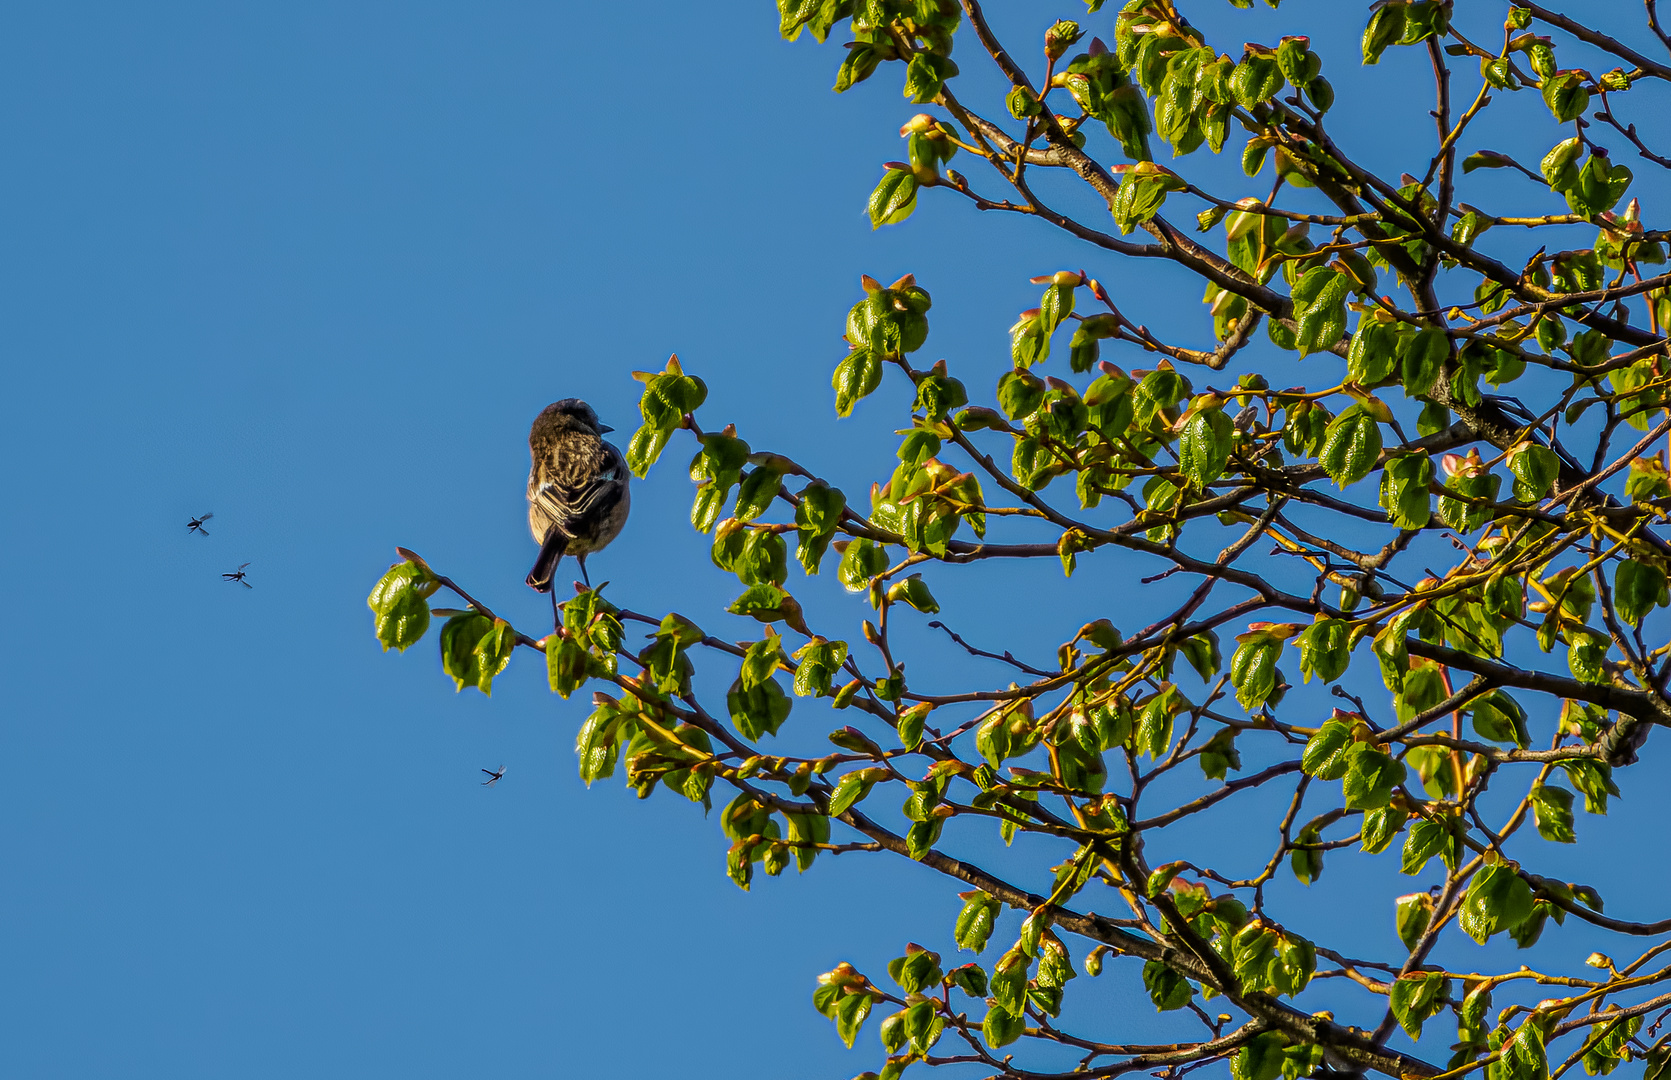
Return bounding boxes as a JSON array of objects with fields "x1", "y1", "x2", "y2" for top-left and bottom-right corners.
[{"x1": 2, "y1": 3, "x2": 1668, "y2": 1078}]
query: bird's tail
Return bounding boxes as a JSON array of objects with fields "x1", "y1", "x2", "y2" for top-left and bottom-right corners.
[{"x1": 526, "y1": 529, "x2": 567, "y2": 592}]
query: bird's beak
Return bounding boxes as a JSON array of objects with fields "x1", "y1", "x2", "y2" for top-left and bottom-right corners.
[{"x1": 597, "y1": 424, "x2": 614, "y2": 433}]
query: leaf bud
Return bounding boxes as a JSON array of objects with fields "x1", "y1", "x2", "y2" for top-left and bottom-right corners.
[
  {"x1": 1044, "y1": 20, "x2": 1083, "y2": 61},
  {"x1": 888, "y1": 574, "x2": 940, "y2": 614},
  {"x1": 1600, "y1": 68, "x2": 1631, "y2": 92},
  {"x1": 1197, "y1": 205, "x2": 1229, "y2": 231},
  {"x1": 1224, "y1": 199, "x2": 1266, "y2": 241},
  {"x1": 828, "y1": 726, "x2": 884, "y2": 756}
]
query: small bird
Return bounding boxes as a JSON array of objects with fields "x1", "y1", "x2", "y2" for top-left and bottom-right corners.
[
  {"x1": 525, "y1": 399, "x2": 630, "y2": 592},
  {"x1": 223, "y1": 562, "x2": 252, "y2": 588},
  {"x1": 187, "y1": 513, "x2": 213, "y2": 536},
  {"x1": 481, "y1": 766, "x2": 506, "y2": 787}
]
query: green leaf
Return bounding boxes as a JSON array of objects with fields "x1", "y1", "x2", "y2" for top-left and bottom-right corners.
[
  {"x1": 1401, "y1": 818, "x2": 1457, "y2": 876},
  {"x1": 1400, "y1": 327, "x2": 1449, "y2": 397},
  {"x1": 997, "y1": 369, "x2": 1046, "y2": 419},
  {"x1": 791, "y1": 638, "x2": 849, "y2": 697},
  {"x1": 728, "y1": 677, "x2": 792, "y2": 740},
  {"x1": 955, "y1": 891, "x2": 1001, "y2": 953},
  {"x1": 889, "y1": 949, "x2": 945, "y2": 995},
  {"x1": 837, "y1": 537, "x2": 889, "y2": 591},
  {"x1": 1318, "y1": 407, "x2": 1383, "y2": 488},
  {"x1": 574, "y1": 703, "x2": 622, "y2": 786},
  {"x1": 783, "y1": 812, "x2": 828, "y2": 872},
  {"x1": 888, "y1": 573, "x2": 940, "y2": 614},
  {"x1": 1558, "y1": 758, "x2": 1620, "y2": 814},
  {"x1": 1458, "y1": 862, "x2": 1535, "y2": 943},
  {"x1": 728, "y1": 582, "x2": 791, "y2": 621},
  {"x1": 1341, "y1": 743, "x2": 1406, "y2": 811},
  {"x1": 1229, "y1": 54, "x2": 1283, "y2": 108},
  {"x1": 1503, "y1": 1020, "x2": 1550, "y2": 1080},
  {"x1": 1233, "y1": 1032, "x2": 1289, "y2": 1080},
  {"x1": 1348, "y1": 319, "x2": 1400, "y2": 385},
  {"x1": 1530, "y1": 782, "x2": 1576, "y2": 843},
  {"x1": 1136, "y1": 690, "x2": 1177, "y2": 759},
  {"x1": 981, "y1": 1005, "x2": 1025, "y2": 1048},
  {"x1": 1301, "y1": 720, "x2": 1355, "y2": 780},
  {"x1": 868, "y1": 167, "x2": 918, "y2": 229},
  {"x1": 896, "y1": 703, "x2": 930, "y2": 751},
  {"x1": 949, "y1": 962, "x2": 988, "y2": 999},
  {"x1": 368, "y1": 562, "x2": 436, "y2": 652},
  {"x1": 1362, "y1": 3, "x2": 1406, "y2": 64},
  {"x1": 1615, "y1": 559, "x2": 1669, "y2": 626},
  {"x1": 828, "y1": 769, "x2": 879, "y2": 817},
  {"x1": 1142, "y1": 960, "x2": 1195, "y2": 1010},
  {"x1": 1230, "y1": 635, "x2": 1283, "y2": 710},
  {"x1": 1568, "y1": 629, "x2": 1607, "y2": 684},
  {"x1": 738, "y1": 633, "x2": 783, "y2": 691},
  {"x1": 1508, "y1": 445, "x2": 1559, "y2": 502},
  {"x1": 690, "y1": 482, "x2": 729, "y2": 533},
  {"x1": 1395, "y1": 892, "x2": 1434, "y2": 950},
  {"x1": 1390, "y1": 972, "x2": 1447, "y2": 1040},
  {"x1": 1396, "y1": 662, "x2": 1447, "y2": 722},
  {"x1": 834, "y1": 989, "x2": 874, "y2": 1048},
  {"x1": 735, "y1": 529, "x2": 788, "y2": 586},
  {"x1": 1360, "y1": 805, "x2": 1407, "y2": 855},
  {"x1": 372, "y1": 586, "x2": 431, "y2": 653},
  {"x1": 794, "y1": 482, "x2": 845, "y2": 575},
  {"x1": 1290, "y1": 822, "x2": 1324, "y2": 885},
  {"x1": 904, "y1": 52, "x2": 957, "y2": 103},
  {"x1": 1541, "y1": 136, "x2": 1583, "y2": 192},
  {"x1": 1379, "y1": 453, "x2": 1434, "y2": 530},
  {"x1": 734, "y1": 468, "x2": 783, "y2": 522},
  {"x1": 975, "y1": 712, "x2": 1013, "y2": 767},
  {"x1": 1199, "y1": 727, "x2": 1241, "y2": 781},
  {"x1": 1295, "y1": 619, "x2": 1351, "y2": 684},
  {"x1": 1276, "y1": 37, "x2": 1319, "y2": 85},
  {"x1": 833, "y1": 347, "x2": 883, "y2": 418},
  {"x1": 1179, "y1": 406, "x2": 1234, "y2": 489},
  {"x1": 1293, "y1": 267, "x2": 1350, "y2": 356},
  {"x1": 625, "y1": 424, "x2": 670, "y2": 478},
  {"x1": 440, "y1": 613, "x2": 514, "y2": 695},
  {"x1": 1111, "y1": 164, "x2": 1184, "y2": 235},
  {"x1": 1647, "y1": 1045, "x2": 1671, "y2": 1080},
  {"x1": 1180, "y1": 631, "x2": 1221, "y2": 680},
  {"x1": 546, "y1": 635, "x2": 589, "y2": 699},
  {"x1": 1470, "y1": 690, "x2": 1530, "y2": 748},
  {"x1": 638, "y1": 370, "x2": 707, "y2": 430},
  {"x1": 1543, "y1": 70, "x2": 1590, "y2": 124},
  {"x1": 367, "y1": 560, "x2": 430, "y2": 614}
]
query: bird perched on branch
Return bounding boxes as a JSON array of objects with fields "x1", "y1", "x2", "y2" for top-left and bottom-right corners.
[{"x1": 525, "y1": 399, "x2": 630, "y2": 592}]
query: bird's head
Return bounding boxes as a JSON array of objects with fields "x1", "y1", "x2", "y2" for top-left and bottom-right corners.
[{"x1": 533, "y1": 398, "x2": 613, "y2": 437}]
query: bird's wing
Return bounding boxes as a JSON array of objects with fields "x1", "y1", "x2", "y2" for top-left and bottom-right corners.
[
  {"x1": 530, "y1": 448, "x2": 625, "y2": 534},
  {"x1": 201, "y1": 513, "x2": 214, "y2": 522}
]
